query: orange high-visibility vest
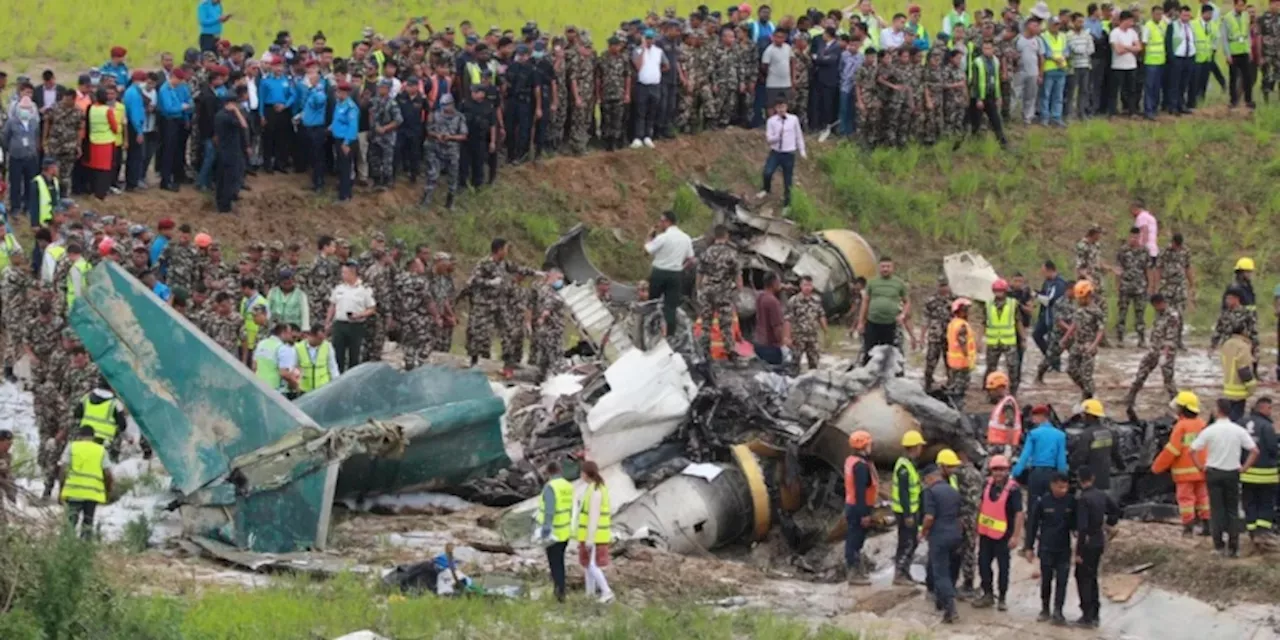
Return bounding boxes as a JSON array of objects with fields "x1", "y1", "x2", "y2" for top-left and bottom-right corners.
[
  {"x1": 1151, "y1": 416, "x2": 1208, "y2": 483},
  {"x1": 946, "y1": 318, "x2": 976, "y2": 370},
  {"x1": 987, "y1": 395, "x2": 1023, "y2": 447},
  {"x1": 844, "y1": 455, "x2": 880, "y2": 506},
  {"x1": 977, "y1": 478, "x2": 1017, "y2": 539}
]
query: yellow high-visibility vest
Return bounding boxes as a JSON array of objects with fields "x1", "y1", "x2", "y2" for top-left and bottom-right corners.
[
  {"x1": 575, "y1": 483, "x2": 613, "y2": 544},
  {"x1": 537, "y1": 477, "x2": 575, "y2": 543},
  {"x1": 87, "y1": 105, "x2": 115, "y2": 145},
  {"x1": 79, "y1": 394, "x2": 119, "y2": 442},
  {"x1": 33, "y1": 174, "x2": 55, "y2": 225},
  {"x1": 1144, "y1": 21, "x2": 1167, "y2": 65},
  {"x1": 1042, "y1": 32, "x2": 1068, "y2": 71},
  {"x1": 891, "y1": 457, "x2": 921, "y2": 514},
  {"x1": 0, "y1": 235, "x2": 19, "y2": 271},
  {"x1": 66, "y1": 257, "x2": 90, "y2": 307},
  {"x1": 985, "y1": 300, "x2": 1017, "y2": 347},
  {"x1": 61, "y1": 440, "x2": 107, "y2": 504},
  {"x1": 1224, "y1": 12, "x2": 1250, "y2": 55},
  {"x1": 295, "y1": 341, "x2": 332, "y2": 392}
]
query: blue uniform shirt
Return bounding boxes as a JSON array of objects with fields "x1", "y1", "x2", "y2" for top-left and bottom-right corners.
[
  {"x1": 101, "y1": 62, "x2": 130, "y2": 88},
  {"x1": 1013, "y1": 422, "x2": 1069, "y2": 477},
  {"x1": 329, "y1": 98, "x2": 359, "y2": 143},
  {"x1": 122, "y1": 84, "x2": 147, "y2": 132},
  {"x1": 198, "y1": 0, "x2": 224, "y2": 36},
  {"x1": 157, "y1": 83, "x2": 190, "y2": 119},
  {"x1": 259, "y1": 75, "x2": 294, "y2": 107},
  {"x1": 300, "y1": 84, "x2": 328, "y2": 127}
]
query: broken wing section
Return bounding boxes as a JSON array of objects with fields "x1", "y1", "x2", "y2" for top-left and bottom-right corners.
[{"x1": 70, "y1": 262, "x2": 319, "y2": 495}]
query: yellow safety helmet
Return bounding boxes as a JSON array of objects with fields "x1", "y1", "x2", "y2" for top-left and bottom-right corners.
[
  {"x1": 1234, "y1": 257, "x2": 1255, "y2": 272},
  {"x1": 901, "y1": 430, "x2": 926, "y2": 448},
  {"x1": 1170, "y1": 391, "x2": 1200, "y2": 414},
  {"x1": 1081, "y1": 398, "x2": 1105, "y2": 418},
  {"x1": 935, "y1": 448, "x2": 962, "y2": 467}
]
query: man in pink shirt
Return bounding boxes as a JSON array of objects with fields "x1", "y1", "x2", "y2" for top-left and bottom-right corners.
[{"x1": 1131, "y1": 199, "x2": 1158, "y2": 291}]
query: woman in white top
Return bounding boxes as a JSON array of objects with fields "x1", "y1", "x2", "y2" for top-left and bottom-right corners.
[{"x1": 573, "y1": 460, "x2": 615, "y2": 603}]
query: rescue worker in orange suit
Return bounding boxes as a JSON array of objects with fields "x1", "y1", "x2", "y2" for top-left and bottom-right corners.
[
  {"x1": 919, "y1": 462, "x2": 963, "y2": 624},
  {"x1": 985, "y1": 371, "x2": 1022, "y2": 457},
  {"x1": 970, "y1": 454, "x2": 1024, "y2": 612},
  {"x1": 1151, "y1": 391, "x2": 1211, "y2": 536},
  {"x1": 844, "y1": 430, "x2": 878, "y2": 585},
  {"x1": 945, "y1": 298, "x2": 976, "y2": 410},
  {"x1": 891, "y1": 430, "x2": 927, "y2": 586},
  {"x1": 1241, "y1": 397, "x2": 1278, "y2": 543},
  {"x1": 1069, "y1": 399, "x2": 1124, "y2": 492},
  {"x1": 1074, "y1": 466, "x2": 1120, "y2": 629}
]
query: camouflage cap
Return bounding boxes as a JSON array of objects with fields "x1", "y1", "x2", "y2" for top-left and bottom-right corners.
[
  {"x1": 238, "y1": 255, "x2": 253, "y2": 265},
  {"x1": 268, "y1": 240, "x2": 284, "y2": 251},
  {"x1": 433, "y1": 251, "x2": 453, "y2": 261},
  {"x1": 336, "y1": 237, "x2": 351, "y2": 248},
  {"x1": 391, "y1": 238, "x2": 407, "y2": 250},
  {"x1": 370, "y1": 231, "x2": 386, "y2": 242},
  {"x1": 287, "y1": 241, "x2": 302, "y2": 251},
  {"x1": 249, "y1": 241, "x2": 266, "y2": 251},
  {"x1": 131, "y1": 241, "x2": 148, "y2": 253},
  {"x1": 62, "y1": 327, "x2": 79, "y2": 340}
]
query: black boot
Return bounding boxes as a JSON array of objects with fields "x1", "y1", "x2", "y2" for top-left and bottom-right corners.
[
  {"x1": 3, "y1": 365, "x2": 13, "y2": 382},
  {"x1": 1200, "y1": 520, "x2": 1212, "y2": 537},
  {"x1": 1051, "y1": 610, "x2": 1068, "y2": 626},
  {"x1": 445, "y1": 193, "x2": 455, "y2": 210},
  {"x1": 1037, "y1": 608, "x2": 1051, "y2": 622}
]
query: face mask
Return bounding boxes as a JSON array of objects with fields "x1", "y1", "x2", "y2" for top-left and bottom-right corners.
[
  {"x1": 552, "y1": 279, "x2": 565, "y2": 290},
  {"x1": 17, "y1": 108, "x2": 35, "y2": 124},
  {"x1": 532, "y1": 51, "x2": 546, "y2": 59}
]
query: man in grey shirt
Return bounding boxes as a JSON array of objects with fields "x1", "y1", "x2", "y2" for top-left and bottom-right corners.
[
  {"x1": 920, "y1": 465, "x2": 964, "y2": 624},
  {"x1": 761, "y1": 30, "x2": 795, "y2": 112},
  {"x1": 1015, "y1": 17, "x2": 1045, "y2": 124}
]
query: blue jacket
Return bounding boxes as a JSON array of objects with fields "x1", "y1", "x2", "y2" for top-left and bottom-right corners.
[
  {"x1": 1013, "y1": 422, "x2": 1068, "y2": 477},
  {"x1": 122, "y1": 84, "x2": 147, "y2": 133},
  {"x1": 259, "y1": 75, "x2": 294, "y2": 107},
  {"x1": 149, "y1": 235, "x2": 169, "y2": 271},
  {"x1": 198, "y1": 0, "x2": 223, "y2": 36},
  {"x1": 1038, "y1": 275, "x2": 1067, "y2": 327},
  {"x1": 329, "y1": 98, "x2": 359, "y2": 143},
  {"x1": 300, "y1": 84, "x2": 328, "y2": 127},
  {"x1": 101, "y1": 62, "x2": 130, "y2": 88},
  {"x1": 157, "y1": 83, "x2": 190, "y2": 119}
]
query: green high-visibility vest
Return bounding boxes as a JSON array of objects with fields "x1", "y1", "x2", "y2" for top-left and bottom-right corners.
[
  {"x1": 1192, "y1": 20, "x2": 1216, "y2": 62},
  {"x1": 295, "y1": 341, "x2": 332, "y2": 392},
  {"x1": 33, "y1": 174, "x2": 55, "y2": 225},
  {"x1": 240, "y1": 294, "x2": 266, "y2": 352},
  {"x1": 66, "y1": 257, "x2": 90, "y2": 308},
  {"x1": 891, "y1": 457, "x2": 921, "y2": 514},
  {"x1": 575, "y1": 483, "x2": 613, "y2": 544},
  {"x1": 1224, "y1": 12, "x2": 1250, "y2": 55},
  {"x1": 80, "y1": 394, "x2": 119, "y2": 442},
  {"x1": 968, "y1": 55, "x2": 1001, "y2": 101},
  {"x1": 986, "y1": 299, "x2": 1017, "y2": 346},
  {"x1": 254, "y1": 335, "x2": 284, "y2": 391},
  {"x1": 538, "y1": 477, "x2": 575, "y2": 543},
  {"x1": 1144, "y1": 21, "x2": 1167, "y2": 65},
  {"x1": 46, "y1": 244, "x2": 67, "y2": 265},
  {"x1": 61, "y1": 440, "x2": 107, "y2": 504},
  {"x1": 1042, "y1": 31, "x2": 1068, "y2": 72},
  {"x1": 0, "y1": 235, "x2": 19, "y2": 271}
]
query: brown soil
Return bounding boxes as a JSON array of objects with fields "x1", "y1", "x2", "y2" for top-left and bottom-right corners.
[{"x1": 1107, "y1": 519, "x2": 1280, "y2": 604}]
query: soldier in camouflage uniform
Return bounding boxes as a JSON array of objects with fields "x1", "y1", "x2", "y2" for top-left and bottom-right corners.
[
  {"x1": 361, "y1": 249, "x2": 396, "y2": 362},
  {"x1": 598, "y1": 36, "x2": 633, "y2": 150},
  {"x1": 45, "y1": 90, "x2": 82, "y2": 192},
  {"x1": 1065, "y1": 283, "x2": 1106, "y2": 399},
  {"x1": 1, "y1": 251, "x2": 31, "y2": 379},
  {"x1": 566, "y1": 39, "x2": 597, "y2": 154},
  {"x1": 996, "y1": 28, "x2": 1021, "y2": 121},
  {"x1": 204, "y1": 292, "x2": 246, "y2": 354},
  {"x1": 1114, "y1": 229, "x2": 1149, "y2": 347},
  {"x1": 1155, "y1": 233, "x2": 1192, "y2": 349},
  {"x1": 1035, "y1": 283, "x2": 1077, "y2": 383},
  {"x1": 1074, "y1": 226, "x2": 1109, "y2": 345},
  {"x1": 531, "y1": 270, "x2": 567, "y2": 380},
  {"x1": 920, "y1": 50, "x2": 946, "y2": 146},
  {"x1": 500, "y1": 273, "x2": 534, "y2": 370},
  {"x1": 52, "y1": 344, "x2": 100, "y2": 482},
  {"x1": 711, "y1": 28, "x2": 740, "y2": 128},
  {"x1": 163, "y1": 226, "x2": 198, "y2": 292},
  {"x1": 262, "y1": 240, "x2": 285, "y2": 289},
  {"x1": 1124, "y1": 294, "x2": 1179, "y2": 407},
  {"x1": 953, "y1": 458, "x2": 985, "y2": 600},
  {"x1": 736, "y1": 25, "x2": 759, "y2": 125},
  {"x1": 922, "y1": 277, "x2": 955, "y2": 391},
  {"x1": 1260, "y1": 4, "x2": 1280, "y2": 102},
  {"x1": 422, "y1": 94, "x2": 467, "y2": 210},
  {"x1": 856, "y1": 50, "x2": 883, "y2": 148},
  {"x1": 943, "y1": 49, "x2": 969, "y2": 139},
  {"x1": 430, "y1": 253, "x2": 458, "y2": 353},
  {"x1": 368, "y1": 78, "x2": 403, "y2": 189},
  {"x1": 1210, "y1": 294, "x2": 1258, "y2": 352},
  {"x1": 464, "y1": 239, "x2": 537, "y2": 376},
  {"x1": 305, "y1": 238, "x2": 340, "y2": 325},
  {"x1": 786, "y1": 277, "x2": 827, "y2": 370},
  {"x1": 24, "y1": 303, "x2": 65, "y2": 495},
  {"x1": 879, "y1": 49, "x2": 914, "y2": 147},
  {"x1": 395, "y1": 257, "x2": 432, "y2": 370},
  {"x1": 696, "y1": 226, "x2": 741, "y2": 346},
  {"x1": 790, "y1": 34, "x2": 813, "y2": 131}
]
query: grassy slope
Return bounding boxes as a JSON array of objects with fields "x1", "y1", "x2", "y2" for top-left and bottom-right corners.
[{"x1": 23, "y1": 1, "x2": 1048, "y2": 66}]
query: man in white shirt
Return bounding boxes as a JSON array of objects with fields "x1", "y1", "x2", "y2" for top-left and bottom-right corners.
[
  {"x1": 758, "y1": 100, "x2": 806, "y2": 209},
  {"x1": 1108, "y1": 11, "x2": 1142, "y2": 116},
  {"x1": 880, "y1": 13, "x2": 909, "y2": 49},
  {"x1": 326, "y1": 262, "x2": 376, "y2": 372},
  {"x1": 1191, "y1": 397, "x2": 1259, "y2": 557},
  {"x1": 630, "y1": 29, "x2": 667, "y2": 149},
  {"x1": 1168, "y1": 6, "x2": 1197, "y2": 114},
  {"x1": 644, "y1": 210, "x2": 694, "y2": 335}
]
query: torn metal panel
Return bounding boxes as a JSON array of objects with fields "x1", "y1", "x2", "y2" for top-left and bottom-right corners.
[
  {"x1": 556, "y1": 281, "x2": 634, "y2": 362},
  {"x1": 543, "y1": 223, "x2": 637, "y2": 302},
  {"x1": 579, "y1": 342, "x2": 698, "y2": 468},
  {"x1": 188, "y1": 536, "x2": 371, "y2": 577}
]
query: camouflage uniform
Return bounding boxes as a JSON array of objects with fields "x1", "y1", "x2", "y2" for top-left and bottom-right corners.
[
  {"x1": 305, "y1": 256, "x2": 339, "y2": 325},
  {"x1": 790, "y1": 47, "x2": 813, "y2": 131},
  {"x1": 953, "y1": 463, "x2": 984, "y2": 594},
  {"x1": 1074, "y1": 238, "x2": 1108, "y2": 336},
  {"x1": 1067, "y1": 300, "x2": 1105, "y2": 398},
  {"x1": 922, "y1": 293, "x2": 955, "y2": 390},
  {"x1": 464, "y1": 257, "x2": 535, "y2": 366},
  {"x1": 1210, "y1": 306, "x2": 1258, "y2": 350},
  {"x1": 46, "y1": 101, "x2": 82, "y2": 191},
  {"x1": 597, "y1": 49, "x2": 632, "y2": 146},
  {"x1": 500, "y1": 282, "x2": 534, "y2": 368},
  {"x1": 1035, "y1": 294, "x2": 1076, "y2": 381},
  {"x1": 430, "y1": 271, "x2": 457, "y2": 353},
  {"x1": 395, "y1": 270, "x2": 432, "y2": 370},
  {"x1": 996, "y1": 36, "x2": 1021, "y2": 121},
  {"x1": 696, "y1": 242, "x2": 741, "y2": 339},
  {"x1": 50, "y1": 258, "x2": 75, "y2": 316},
  {"x1": 942, "y1": 61, "x2": 968, "y2": 138},
  {"x1": 567, "y1": 47, "x2": 597, "y2": 154},
  {"x1": 1, "y1": 266, "x2": 31, "y2": 369},
  {"x1": 1260, "y1": 10, "x2": 1280, "y2": 98},
  {"x1": 856, "y1": 61, "x2": 882, "y2": 148},
  {"x1": 786, "y1": 292, "x2": 825, "y2": 370},
  {"x1": 1125, "y1": 306, "x2": 1180, "y2": 405},
  {"x1": 1155, "y1": 246, "x2": 1190, "y2": 348},
  {"x1": 203, "y1": 309, "x2": 242, "y2": 355},
  {"x1": 1114, "y1": 244, "x2": 1149, "y2": 345},
  {"x1": 368, "y1": 93, "x2": 403, "y2": 187},
  {"x1": 882, "y1": 60, "x2": 913, "y2": 147},
  {"x1": 164, "y1": 242, "x2": 198, "y2": 292},
  {"x1": 920, "y1": 60, "x2": 946, "y2": 145},
  {"x1": 531, "y1": 283, "x2": 566, "y2": 376},
  {"x1": 423, "y1": 107, "x2": 467, "y2": 205},
  {"x1": 24, "y1": 315, "x2": 65, "y2": 476},
  {"x1": 710, "y1": 40, "x2": 739, "y2": 127},
  {"x1": 736, "y1": 39, "x2": 759, "y2": 124},
  {"x1": 361, "y1": 260, "x2": 395, "y2": 362}
]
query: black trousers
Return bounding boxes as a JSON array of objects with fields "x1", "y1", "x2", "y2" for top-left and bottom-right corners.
[
  {"x1": 66, "y1": 500, "x2": 97, "y2": 540},
  {"x1": 125, "y1": 123, "x2": 146, "y2": 189},
  {"x1": 1207, "y1": 468, "x2": 1242, "y2": 551},
  {"x1": 214, "y1": 153, "x2": 242, "y2": 213},
  {"x1": 263, "y1": 107, "x2": 293, "y2": 170},
  {"x1": 657, "y1": 83, "x2": 678, "y2": 137},
  {"x1": 895, "y1": 519, "x2": 919, "y2": 576},
  {"x1": 1039, "y1": 548, "x2": 1071, "y2": 612},
  {"x1": 199, "y1": 33, "x2": 218, "y2": 53},
  {"x1": 926, "y1": 533, "x2": 962, "y2": 613},
  {"x1": 1243, "y1": 481, "x2": 1278, "y2": 533},
  {"x1": 966, "y1": 98, "x2": 1007, "y2": 144},
  {"x1": 1026, "y1": 467, "x2": 1056, "y2": 515},
  {"x1": 306, "y1": 125, "x2": 328, "y2": 190},
  {"x1": 331, "y1": 320, "x2": 366, "y2": 372},
  {"x1": 978, "y1": 536, "x2": 1011, "y2": 598},
  {"x1": 461, "y1": 135, "x2": 488, "y2": 188},
  {"x1": 1110, "y1": 68, "x2": 1139, "y2": 115},
  {"x1": 546, "y1": 540, "x2": 567, "y2": 600},
  {"x1": 1076, "y1": 544, "x2": 1103, "y2": 620},
  {"x1": 634, "y1": 84, "x2": 661, "y2": 140},
  {"x1": 397, "y1": 129, "x2": 424, "y2": 181},
  {"x1": 335, "y1": 144, "x2": 353, "y2": 200},
  {"x1": 862, "y1": 321, "x2": 897, "y2": 363},
  {"x1": 1229, "y1": 54, "x2": 1256, "y2": 106},
  {"x1": 159, "y1": 117, "x2": 186, "y2": 188},
  {"x1": 649, "y1": 267, "x2": 684, "y2": 335}
]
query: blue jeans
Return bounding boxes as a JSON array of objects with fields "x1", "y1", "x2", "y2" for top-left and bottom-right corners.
[
  {"x1": 844, "y1": 505, "x2": 869, "y2": 568},
  {"x1": 1039, "y1": 70, "x2": 1066, "y2": 124},
  {"x1": 1144, "y1": 64, "x2": 1165, "y2": 117},
  {"x1": 196, "y1": 139, "x2": 217, "y2": 189},
  {"x1": 8, "y1": 157, "x2": 38, "y2": 224},
  {"x1": 839, "y1": 90, "x2": 857, "y2": 136},
  {"x1": 751, "y1": 82, "x2": 766, "y2": 128},
  {"x1": 1169, "y1": 57, "x2": 1194, "y2": 112},
  {"x1": 928, "y1": 533, "x2": 961, "y2": 612},
  {"x1": 761, "y1": 151, "x2": 795, "y2": 206}
]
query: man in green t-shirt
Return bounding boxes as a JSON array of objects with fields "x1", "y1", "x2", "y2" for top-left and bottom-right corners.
[{"x1": 857, "y1": 257, "x2": 913, "y2": 363}]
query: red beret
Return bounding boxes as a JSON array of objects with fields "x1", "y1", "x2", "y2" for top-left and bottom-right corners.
[
  {"x1": 218, "y1": 39, "x2": 231, "y2": 48},
  {"x1": 304, "y1": 59, "x2": 318, "y2": 68},
  {"x1": 210, "y1": 65, "x2": 229, "y2": 76},
  {"x1": 173, "y1": 68, "x2": 189, "y2": 80},
  {"x1": 157, "y1": 218, "x2": 175, "y2": 230},
  {"x1": 131, "y1": 70, "x2": 149, "y2": 82},
  {"x1": 110, "y1": 46, "x2": 127, "y2": 58},
  {"x1": 336, "y1": 81, "x2": 352, "y2": 92},
  {"x1": 908, "y1": 4, "x2": 921, "y2": 12},
  {"x1": 270, "y1": 55, "x2": 284, "y2": 65},
  {"x1": 1031, "y1": 404, "x2": 1051, "y2": 415}
]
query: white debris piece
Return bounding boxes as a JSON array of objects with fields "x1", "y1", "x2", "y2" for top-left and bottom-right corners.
[
  {"x1": 582, "y1": 342, "x2": 697, "y2": 468},
  {"x1": 944, "y1": 251, "x2": 1000, "y2": 303}
]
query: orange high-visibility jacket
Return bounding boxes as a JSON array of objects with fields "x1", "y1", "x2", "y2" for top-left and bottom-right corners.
[{"x1": 1151, "y1": 416, "x2": 1208, "y2": 483}]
